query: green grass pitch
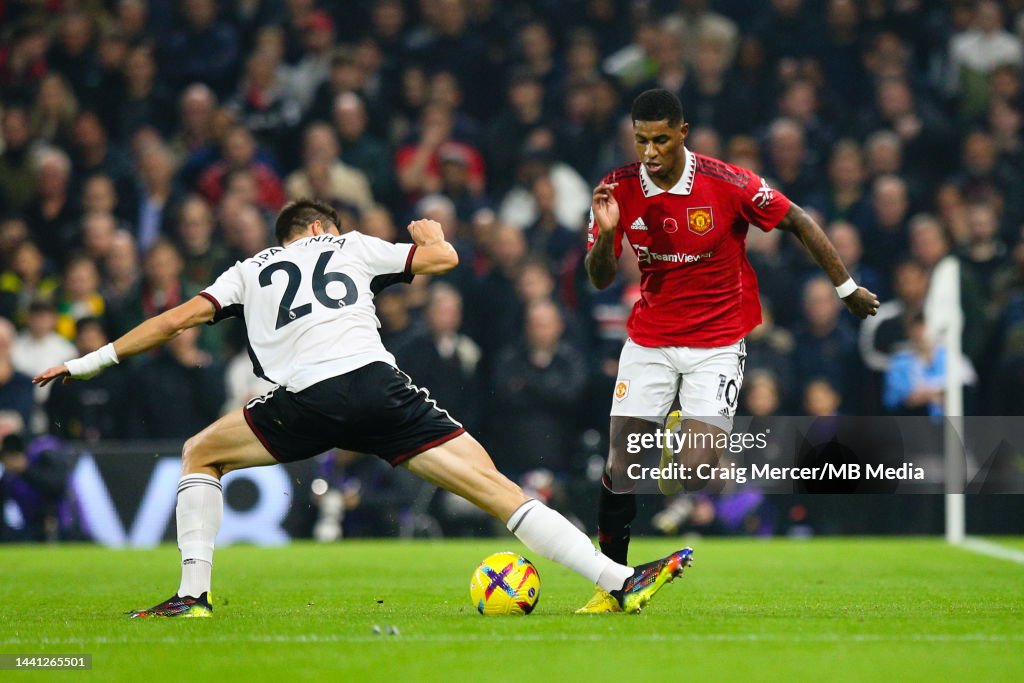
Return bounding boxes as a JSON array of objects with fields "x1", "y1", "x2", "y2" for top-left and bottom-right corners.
[{"x1": 1, "y1": 538, "x2": 1021, "y2": 682}]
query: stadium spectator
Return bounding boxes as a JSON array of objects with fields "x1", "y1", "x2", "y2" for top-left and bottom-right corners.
[
  {"x1": 222, "y1": 343, "x2": 276, "y2": 415},
  {"x1": 804, "y1": 378, "x2": 843, "y2": 417},
  {"x1": 0, "y1": 106, "x2": 36, "y2": 213},
  {"x1": 862, "y1": 174, "x2": 913, "y2": 274},
  {"x1": 405, "y1": 0, "x2": 492, "y2": 118},
  {"x1": 220, "y1": 202, "x2": 272, "y2": 262},
  {"x1": 229, "y1": 48, "x2": 303, "y2": 165},
  {"x1": 0, "y1": 217, "x2": 29, "y2": 268},
  {"x1": 45, "y1": 317, "x2": 129, "y2": 441},
  {"x1": 312, "y1": 449, "x2": 422, "y2": 539},
  {"x1": 525, "y1": 174, "x2": 580, "y2": 273},
  {"x1": 80, "y1": 174, "x2": 122, "y2": 222},
  {"x1": 395, "y1": 283, "x2": 482, "y2": 433},
  {"x1": 498, "y1": 132, "x2": 591, "y2": 232},
  {"x1": 284, "y1": 123, "x2": 374, "y2": 213},
  {"x1": 744, "y1": 303, "x2": 797, "y2": 412},
  {"x1": 0, "y1": 433, "x2": 73, "y2": 542},
  {"x1": 100, "y1": 231, "x2": 142, "y2": 340},
  {"x1": 491, "y1": 300, "x2": 587, "y2": 477},
  {"x1": 29, "y1": 73, "x2": 77, "y2": 147},
  {"x1": 466, "y1": 224, "x2": 526, "y2": 360},
  {"x1": 883, "y1": 312, "x2": 976, "y2": 416},
  {"x1": 283, "y1": 10, "x2": 335, "y2": 113},
  {"x1": 196, "y1": 125, "x2": 285, "y2": 211},
  {"x1": 793, "y1": 276, "x2": 860, "y2": 401},
  {"x1": 174, "y1": 197, "x2": 227, "y2": 290},
  {"x1": 824, "y1": 140, "x2": 873, "y2": 228},
  {"x1": 483, "y1": 71, "x2": 550, "y2": 198},
  {"x1": 69, "y1": 112, "x2": 137, "y2": 216},
  {"x1": 951, "y1": 129, "x2": 1024, "y2": 235},
  {"x1": 159, "y1": 0, "x2": 241, "y2": 97},
  {"x1": 745, "y1": 223, "x2": 801, "y2": 327},
  {"x1": 139, "y1": 240, "x2": 192, "y2": 323},
  {"x1": 23, "y1": 147, "x2": 80, "y2": 267},
  {"x1": 741, "y1": 369, "x2": 783, "y2": 418},
  {"x1": 117, "y1": 45, "x2": 176, "y2": 141},
  {"x1": 0, "y1": 19, "x2": 49, "y2": 104},
  {"x1": 332, "y1": 93, "x2": 396, "y2": 207},
  {"x1": 89, "y1": 28, "x2": 130, "y2": 129},
  {"x1": 396, "y1": 103, "x2": 485, "y2": 207},
  {"x1": 54, "y1": 256, "x2": 105, "y2": 341},
  {"x1": 828, "y1": 221, "x2": 885, "y2": 302},
  {"x1": 764, "y1": 118, "x2": 826, "y2": 210},
  {"x1": 867, "y1": 76, "x2": 955, "y2": 184},
  {"x1": 115, "y1": 0, "x2": 152, "y2": 45},
  {"x1": 0, "y1": 319, "x2": 35, "y2": 430},
  {"x1": 947, "y1": 0, "x2": 1023, "y2": 121},
  {"x1": 47, "y1": 10, "x2": 97, "y2": 102},
  {"x1": 436, "y1": 144, "x2": 490, "y2": 225},
  {"x1": 128, "y1": 326, "x2": 225, "y2": 439},
  {"x1": 679, "y1": 27, "x2": 751, "y2": 140},
  {"x1": 0, "y1": 241, "x2": 60, "y2": 328},
  {"x1": 11, "y1": 299, "x2": 74, "y2": 433},
  {"x1": 170, "y1": 84, "x2": 219, "y2": 187},
  {"x1": 375, "y1": 287, "x2": 421, "y2": 355},
  {"x1": 136, "y1": 143, "x2": 185, "y2": 252},
  {"x1": 961, "y1": 200, "x2": 1009, "y2": 304}
]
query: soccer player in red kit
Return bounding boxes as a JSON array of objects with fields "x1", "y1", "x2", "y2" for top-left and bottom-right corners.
[{"x1": 577, "y1": 90, "x2": 879, "y2": 613}]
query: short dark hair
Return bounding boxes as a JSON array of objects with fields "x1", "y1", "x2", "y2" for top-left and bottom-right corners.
[
  {"x1": 631, "y1": 89, "x2": 684, "y2": 126},
  {"x1": 274, "y1": 199, "x2": 340, "y2": 245}
]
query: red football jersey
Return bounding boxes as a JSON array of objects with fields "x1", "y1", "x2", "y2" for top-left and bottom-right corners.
[{"x1": 587, "y1": 150, "x2": 792, "y2": 348}]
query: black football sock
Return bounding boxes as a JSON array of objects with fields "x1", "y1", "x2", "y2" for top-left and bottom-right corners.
[{"x1": 597, "y1": 475, "x2": 636, "y2": 567}]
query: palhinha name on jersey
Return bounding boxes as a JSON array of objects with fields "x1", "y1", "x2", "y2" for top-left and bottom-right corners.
[{"x1": 248, "y1": 235, "x2": 347, "y2": 268}]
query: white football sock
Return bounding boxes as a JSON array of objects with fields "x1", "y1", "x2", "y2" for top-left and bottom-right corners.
[
  {"x1": 176, "y1": 474, "x2": 223, "y2": 598},
  {"x1": 506, "y1": 499, "x2": 633, "y2": 592}
]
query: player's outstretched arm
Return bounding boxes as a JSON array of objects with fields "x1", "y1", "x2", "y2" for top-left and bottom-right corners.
[
  {"x1": 775, "y1": 203, "x2": 880, "y2": 319},
  {"x1": 32, "y1": 296, "x2": 217, "y2": 387},
  {"x1": 408, "y1": 219, "x2": 459, "y2": 274},
  {"x1": 585, "y1": 182, "x2": 620, "y2": 289}
]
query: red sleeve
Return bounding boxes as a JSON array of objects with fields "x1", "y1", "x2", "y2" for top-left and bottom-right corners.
[{"x1": 736, "y1": 168, "x2": 791, "y2": 232}]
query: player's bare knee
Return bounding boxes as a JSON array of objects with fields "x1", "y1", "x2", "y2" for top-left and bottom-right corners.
[{"x1": 181, "y1": 434, "x2": 220, "y2": 476}]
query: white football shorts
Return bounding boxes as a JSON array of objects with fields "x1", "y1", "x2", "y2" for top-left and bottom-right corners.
[{"x1": 610, "y1": 337, "x2": 747, "y2": 433}]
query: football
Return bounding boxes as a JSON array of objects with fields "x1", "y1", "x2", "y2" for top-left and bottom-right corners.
[{"x1": 469, "y1": 552, "x2": 541, "y2": 615}]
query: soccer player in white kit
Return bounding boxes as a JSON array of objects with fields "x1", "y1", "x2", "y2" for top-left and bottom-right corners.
[{"x1": 34, "y1": 199, "x2": 692, "y2": 617}]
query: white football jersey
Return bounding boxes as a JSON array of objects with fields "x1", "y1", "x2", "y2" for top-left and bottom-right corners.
[{"x1": 201, "y1": 232, "x2": 415, "y2": 391}]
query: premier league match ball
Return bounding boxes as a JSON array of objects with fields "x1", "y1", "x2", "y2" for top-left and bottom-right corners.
[{"x1": 469, "y1": 552, "x2": 541, "y2": 615}]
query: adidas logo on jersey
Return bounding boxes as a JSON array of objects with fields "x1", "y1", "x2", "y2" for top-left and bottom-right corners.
[{"x1": 630, "y1": 218, "x2": 648, "y2": 231}]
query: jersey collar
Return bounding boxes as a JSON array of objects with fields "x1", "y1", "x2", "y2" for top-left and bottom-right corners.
[{"x1": 639, "y1": 147, "x2": 695, "y2": 197}]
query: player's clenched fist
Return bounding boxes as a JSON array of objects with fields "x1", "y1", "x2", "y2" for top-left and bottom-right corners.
[
  {"x1": 407, "y1": 219, "x2": 445, "y2": 246},
  {"x1": 592, "y1": 182, "x2": 620, "y2": 235},
  {"x1": 841, "y1": 287, "x2": 881, "y2": 319}
]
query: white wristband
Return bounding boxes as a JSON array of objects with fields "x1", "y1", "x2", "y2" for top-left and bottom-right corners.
[
  {"x1": 835, "y1": 278, "x2": 858, "y2": 299},
  {"x1": 65, "y1": 343, "x2": 119, "y2": 380}
]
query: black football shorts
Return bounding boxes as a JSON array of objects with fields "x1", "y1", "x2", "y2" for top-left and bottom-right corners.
[{"x1": 243, "y1": 362, "x2": 465, "y2": 466}]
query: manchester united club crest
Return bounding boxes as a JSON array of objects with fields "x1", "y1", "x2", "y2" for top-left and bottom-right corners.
[
  {"x1": 687, "y1": 207, "x2": 715, "y2": 235},
  {"x1": 614, "y1": 380, "x2": 630, "y2": 401}
]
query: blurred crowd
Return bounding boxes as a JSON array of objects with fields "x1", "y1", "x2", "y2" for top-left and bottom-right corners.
[{"x1": 1, "y1": 0, "x2": 1023, "y2": 507}]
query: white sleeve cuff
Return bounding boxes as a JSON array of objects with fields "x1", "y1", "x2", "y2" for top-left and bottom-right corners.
[
  {"x1": 65, "y1": 343, "x2": 119, "y2": 380},
  {"x1": 835, "y1": 278, "x2": 858, "y2": 298}
]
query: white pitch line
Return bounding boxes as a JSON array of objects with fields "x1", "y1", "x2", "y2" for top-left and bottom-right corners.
[
  {"x1": 955, "y1": 537, "x2": 1024, "y2": 565},
  {"x1": 1, "y1": 633, "x2": 1021, "y2": 647}
]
